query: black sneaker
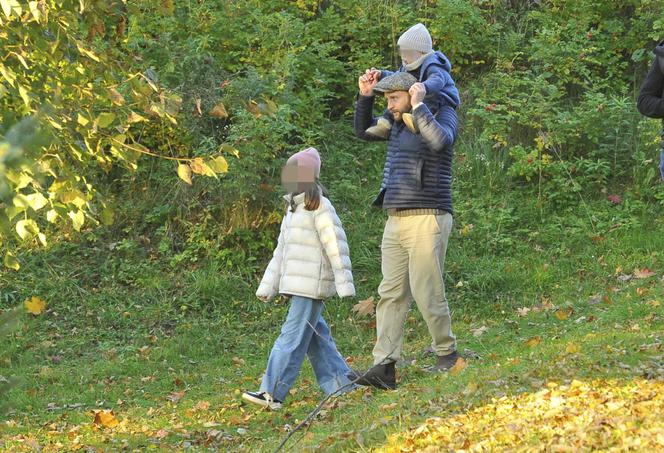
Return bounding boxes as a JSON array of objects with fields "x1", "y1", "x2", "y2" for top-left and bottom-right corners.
[
  {"x1": 349, "y1": 362, "x2": 396, "y2": 390},
  {"x1": 241, "y1": 391, "x2": 283, "y2": 410}
]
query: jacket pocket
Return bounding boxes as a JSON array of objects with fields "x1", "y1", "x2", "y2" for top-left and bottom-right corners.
[{"x1": 416, "y1": 158, "x2": 424, "y2": 190}]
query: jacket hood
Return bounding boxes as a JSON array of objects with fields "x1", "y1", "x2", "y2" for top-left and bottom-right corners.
[{"x1": 655, "y1": 40, "x2": 664, "y2": 57}]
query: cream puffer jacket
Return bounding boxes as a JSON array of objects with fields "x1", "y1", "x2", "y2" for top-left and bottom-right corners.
[{"x1": 256, "y1": 193, "x2": 355, "y2": 301}]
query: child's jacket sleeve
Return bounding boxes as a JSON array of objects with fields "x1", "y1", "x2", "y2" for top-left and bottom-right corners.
[
  {"x1": 256, "y1": 216, "x2": 287, "y2": 300},
  {"x1": 314, "y1": 202, "x2": 355, "y2": 298}
]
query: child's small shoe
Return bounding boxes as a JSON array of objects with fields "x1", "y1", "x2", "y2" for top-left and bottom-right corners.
[
  {"x1": 402, "y1": 113, "x2": 419, "y2": 134},
  {"x1": 366, "y1": 117, "x2": 392, "y2": 138},
  {"x1": 242, "y1": 391, "x2": 283, "y2": 410}
]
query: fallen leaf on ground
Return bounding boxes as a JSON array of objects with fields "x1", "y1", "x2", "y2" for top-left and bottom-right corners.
[
  {"x1": 471, "y1": 326, "x2": 489, "y2": 337},
  {"x1": 450, "y1": 357, "x2": 468, "y2": 375},
  {"x1": 565, "y1": 342, "x2": 581, "y2": 354},
  {"x1": 166, "y1": 391, "x2": 185, "y2": 403},
  {"x1": 352, "y1": 297, "x2": 375, "y2": 317},
  {"x1": 524, "y1": 336, "x2": 541, "y2": 347},
  {"x1": 555, "y1": 307, "x2": 573, "y2": 320},
  {"x1": 377, "y1": 379, "x2": 664, "y2": 452},
  {"x1": 517, "y1": 307, "x2": 530, "y2": 317},
  {"x1": 24, "y1": 296, "x2": 46, "y2": 315},
  {"x1": 633, "y1": 268, "x2": 656, "y2": 279},
  {"x1": 92, "y1": 410, "x2": 118, "y2": 428}
]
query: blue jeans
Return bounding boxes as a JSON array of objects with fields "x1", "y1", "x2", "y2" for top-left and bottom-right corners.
[
  {"x1": 260, "y1": 296, "x2": 355, "y2": 402},
  {"x1": 660, "y1": 148, "x2": 664, "y2": 181}
]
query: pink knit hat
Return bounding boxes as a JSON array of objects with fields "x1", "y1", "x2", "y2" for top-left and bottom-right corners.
[{"x1": 286, "y1": 147, "x2": 321, "y2": 177}]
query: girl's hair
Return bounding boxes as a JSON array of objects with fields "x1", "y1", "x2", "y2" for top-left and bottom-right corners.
[{"x1": 289, "y1": 180, "x2": 329, "y2": 212}]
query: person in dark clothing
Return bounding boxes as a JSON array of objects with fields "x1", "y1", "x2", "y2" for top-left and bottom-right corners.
[{"x1": 636, "y1": 39, "x2": 664, "y2": 180}]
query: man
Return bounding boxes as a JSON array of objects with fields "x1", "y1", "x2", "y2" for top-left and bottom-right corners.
[
  {"x1": 352, "y1": 70, "x2": 460, "y2": 390},
  {"x1": 637, "y1": 39, "x2": 664, "y2": 180}
]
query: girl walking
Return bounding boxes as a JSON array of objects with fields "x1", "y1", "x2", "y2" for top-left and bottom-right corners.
[{"x1": 242, "y1": 147, "x2": 356, "y2": 410}]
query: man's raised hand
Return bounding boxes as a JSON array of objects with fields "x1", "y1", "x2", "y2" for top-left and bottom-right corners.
[{"x1": 359, "y1": 68, "x2": 379, "y2": 96}]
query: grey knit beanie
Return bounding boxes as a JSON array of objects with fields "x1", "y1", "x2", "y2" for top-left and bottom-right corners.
[{"x1": 397, "y1": 23, "x2": 433, "y2": 54}]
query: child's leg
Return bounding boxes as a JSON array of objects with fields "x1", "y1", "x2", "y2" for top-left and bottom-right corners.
[
  {"x1": 366, "y1": 109, "x2": 395, "y2": 139},
  {"x1": 259, "y1": 296, "x2": 324, "y2": 402},
  {"x1": 306, "y1": 313, "x2": 355, "y2": 396}
]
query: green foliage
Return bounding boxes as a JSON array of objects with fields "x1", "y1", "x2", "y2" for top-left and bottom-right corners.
[
  {"x1": 0, "y1": 1, "x2": 227, "y2": 264},
  {"x1": 2, "y1": 0, "x2": 664, "y2": 271}
]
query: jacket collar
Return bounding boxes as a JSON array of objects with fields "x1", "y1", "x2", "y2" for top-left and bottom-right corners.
[{"x1": 283, "y1": 192, "x2": 306, "y2": 205}]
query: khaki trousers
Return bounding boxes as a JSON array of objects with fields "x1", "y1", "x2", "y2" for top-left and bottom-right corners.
[{"x1": 373, "y1": 213, "x2": 456, "y2": 365}]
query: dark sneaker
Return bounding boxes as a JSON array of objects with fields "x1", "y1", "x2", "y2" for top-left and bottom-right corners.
[
  {"x1": 241, "y1": 391, "x2": 283, "y2": 410},
  {"x1": 349, "y1": 362, "x2": 396, "y2": 390},
  {"x1": 434, "y1": 351, "x2": 461, "y2": 371}
]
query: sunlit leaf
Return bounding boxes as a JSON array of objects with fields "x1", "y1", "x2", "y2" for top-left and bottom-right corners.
[
  {"x1": 208, "y1": 156, "x2": 229, "y2": 174},
  {"x1": 16, "y1": 219, "x2": 39, "y2": 239},
  {"x1": 555, "y1": 307, "x2": 573, "y2": 321},
  {"x1": 77, "y1": 113, "x2": 90, "y2": 126},
  {"x1": 68, "y1": 210, "x2": 85, "y2": 231},
  {"x1": 524, "y1": 336, "x2": 541, "y2": 347},
  {"x1": 96, "y1": 112, "x2": 116, "y2": 128},
  {"x1": 109, "y1": 88, "x2": 125, "y2": 106},
  {"x1": 28, "y1": 1, "x2": 40, "y2": 21},
  {"x1": 127, "y1": 111, "x2": 147, "y2": 123},
  {"x1": 219, "y1": 144, "x2": 240, "y2": 158},
  {"x1": 93, "y1": 410, "x2": 118, "y2": 428},
  {"x1": 449, "y1": 357, "x2": 468, "y2": 375},
  {"x1": 209, "y1": 102, "x2": 228, "y2": 118},
  {"x1": 633, "y1": 268, "x2": 656, "y2": 279},
  {"x1": 0, "y1": 0, "x2": 21, "y2": 19},
  {"x1": 352, "y1": 297, "x2": 375, "y2": 317},
  {"x1": 0, "y1": 64, "x2": 16, "y2": 86},
  {"x1": 46, "y1": 209, "x2": 59, "y2": 223},
  {"x1": 76, "y1": 42, "x2": 100, "y2": 62},
  {"x1": 3, "y1": 251, "x2": 20, "y2": 270},
  {"x1": 18, "y1": 85, "x2": 30, "y2": 107},
  {"x1": 190, "y1": 157, "x2": 216, "y2": 177},
  {"x1": 565, "y1": 342, "x2": 580, "y2": 354},
  {"x1": 24, "y1": 296, "x2": 46, "y2": 315},
  {"x1": 177, "y1": 164, "x2": 192, "y2": 185}
]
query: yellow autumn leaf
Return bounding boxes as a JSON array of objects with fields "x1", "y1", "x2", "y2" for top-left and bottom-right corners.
[
  {"x1": 177, "y1": 163, "x2": 192, "y2": 185},
  {"x1": 449, "y1": 357, "x2": 468, "y2": 375},
  {"x1": 565, "y1": 342, "x2": 581, "y2": 354},
  {"x1": 209, "y1": 102, "x2": 228, "y2": 118},
  {"x1": 93, "y1": 410, "x2": 119, "y2": 428},
  {"x1": 109, "y1": 88, "x2": 125, "y2": 106},
  {"x1": 524, "y1": 335, "x2": 541, "y2": 347},
  {"x1": 555, "y1": 307, "x2": 573, "y2": 320},
  {"x1": 459, "y1": 224, "x2": 474, "y2": 236},
  {"x1": 190, "y1": 157, "x2": 216, "y2": 177},
  {"x1": 24, "y1": 296, "x2": 46, "y2": 315},
  {"x1": 4, "y1": 251, "x2": 20, "y2": 270},
  {"x1": 208, "y1": 156, "x2": 229, "y2": 174},
  {"x1": 68, "y1": 210, "x2": 85, "y2": 231},
  {"x1": 127, "y1": 111, "x2": 147, "y2": 123},
  {"x1": 377, "y1": 379, "x2": 664, "y2": 452},
  {"x1": 219, "y1": 144, "x2": 240, "y2": 158}
]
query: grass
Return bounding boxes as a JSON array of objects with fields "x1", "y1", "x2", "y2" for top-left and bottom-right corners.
[{"x1": 1, "y1": 136, "x2": 663, "y2": 451}]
